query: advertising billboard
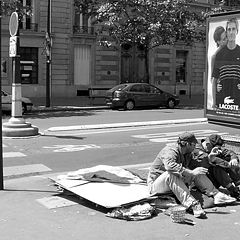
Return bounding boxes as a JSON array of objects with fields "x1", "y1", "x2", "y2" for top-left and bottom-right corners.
[{"x1": 205, "y1": 11, "x2": 240, "y2": 126}]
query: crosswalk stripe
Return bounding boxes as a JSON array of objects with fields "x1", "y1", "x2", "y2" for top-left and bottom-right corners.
[
  {"x1": 4, "y1": 164, "x2": 52, "y2": 179},
  {"x1": 3, "y1": 152, "x2": 26, "y2": 158}
]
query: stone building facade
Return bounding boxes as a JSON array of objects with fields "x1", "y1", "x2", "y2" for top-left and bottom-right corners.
[{"x1": 0, "y1": 0, "x2": 228, "y2": 99}]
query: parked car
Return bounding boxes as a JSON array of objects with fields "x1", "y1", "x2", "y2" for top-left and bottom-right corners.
[
  {"x1": 1, "y1": 90, "x2": 33, "y2": 113},
  {"x1": 105, "y1": 83, "x2": 180, "y2": 110}
]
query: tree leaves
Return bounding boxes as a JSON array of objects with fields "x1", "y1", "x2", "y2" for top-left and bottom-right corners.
[
  {"x1": 1, "y1": 0, "x2": 31, "y2": 19},
  {"x1": 74, "y1": 0, "x2": 206, "y2": 49}
]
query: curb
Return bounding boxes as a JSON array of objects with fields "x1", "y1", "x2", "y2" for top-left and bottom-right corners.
[{"x1": 46, "y1": 118, "x2": 208, "y2": 132}]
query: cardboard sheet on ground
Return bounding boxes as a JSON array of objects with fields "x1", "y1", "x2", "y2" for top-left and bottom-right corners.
[{"x1": 51, "y1": 165, "x2": 151, "y2": 208}]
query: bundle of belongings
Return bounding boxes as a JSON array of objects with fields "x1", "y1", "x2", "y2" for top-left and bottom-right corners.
[
  {"x1": 51, "y1": 165, "x2": 180, "y2": 221},
  {"x1": 106, "y1": 203, "x2": 156, "y2": 221},
  {"x1": 52, "y1": 165, "x2": 221, "y2": 222}
]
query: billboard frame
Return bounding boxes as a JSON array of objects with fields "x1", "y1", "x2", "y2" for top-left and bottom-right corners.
[{"x1": 204, "y1": 10, "x2": 240, "y2": 128}]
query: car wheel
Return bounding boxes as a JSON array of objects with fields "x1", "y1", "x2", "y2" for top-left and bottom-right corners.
[
  {"x1": 124, "y1": 100, "x2": 135, "y2": 110},
  {"x1": 22, "y1": 103, "x2": 27, "y2": 114},
  {"x1": 167, "y1": 99, "x2": 175, "y2": 109}
]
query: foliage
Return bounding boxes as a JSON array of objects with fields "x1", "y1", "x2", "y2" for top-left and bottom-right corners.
[
  {"x1": 206, "y1": 0, "x2": 240, "y2": 16},
  {"x1": 1, "y1": 0, "x2": 31, "y2": 19},
  {"x1": 74, "y1": 0, "x2": 206, "y2": 50},
  {"x1": 74, "y1": 0, "x2": 207, "y2": 82}
]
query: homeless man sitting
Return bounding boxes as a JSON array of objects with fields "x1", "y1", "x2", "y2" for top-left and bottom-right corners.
[
  {"x1": 147, "y1": 132, "x2": 236, "y2": 219},
  {"x1": 191, "y1": 134, "x2": 240, "y2": 200}
]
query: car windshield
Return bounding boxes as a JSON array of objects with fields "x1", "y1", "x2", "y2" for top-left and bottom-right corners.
[{"x1": 110, "y1": 84, "x2": 128, "y2": 91}]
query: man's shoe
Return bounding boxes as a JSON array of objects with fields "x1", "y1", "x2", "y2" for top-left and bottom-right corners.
[
  {"x1": 234, "y1": 180, "x2": 240, "y2": 187},
  {"x1": 190, "y1": 201, "x2": 206, "y2": 219},
  {"x1": 214, "y1": 192, "x2": 236, "y2": 205},
  {"x1": 228, "y1": 186, "x2": 240, "y2": 201}
]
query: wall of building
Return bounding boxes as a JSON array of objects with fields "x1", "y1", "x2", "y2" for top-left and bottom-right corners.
[
  {"x1": 1, "y1": 0, "x2": 208, "y2": 100},
  {"x1": 150, "y1": 41, "x2": 206, "y2": 96}
]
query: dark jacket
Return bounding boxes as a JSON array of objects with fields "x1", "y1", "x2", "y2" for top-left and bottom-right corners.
[{"x1": 190, "y1": 140, "x2": 239, "y2": 169}]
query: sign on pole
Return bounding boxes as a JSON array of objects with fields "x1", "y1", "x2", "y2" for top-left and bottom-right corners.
[
  {"x1": 9, "y1": 12, "x2": 19, "y2": 37},
  {"x1": 9, "y1": 36, "x2": 17, "y2": 57}
]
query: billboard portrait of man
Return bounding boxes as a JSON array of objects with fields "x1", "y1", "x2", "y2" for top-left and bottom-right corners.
[{"x1": 209, "y1": 17, "x2": 240, "y2": 112}]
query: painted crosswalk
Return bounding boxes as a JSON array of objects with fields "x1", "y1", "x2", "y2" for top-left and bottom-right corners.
[
  {"x1": 3, "y1": 152, "x2": 26, "y2": 158},
  {"x1": 2, "y1": 144, "x2": 52, "y2": 179},
  {"x1": 2, "y1": 144, "x2": 26, "y2": 158},
  {"x1": 132, "y1": 129, "x2": 229, "y2": 143}
]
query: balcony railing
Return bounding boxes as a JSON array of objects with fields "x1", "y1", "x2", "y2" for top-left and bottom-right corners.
[
  {"x1": 73, "y1": 25, "x2": 94, "y2": 35},
  {"x1": 19, "y1": 23, "x2": 38, "y2": 32}
]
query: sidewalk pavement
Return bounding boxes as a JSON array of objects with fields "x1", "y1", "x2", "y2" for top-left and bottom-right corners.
[
  {"x1": 1, "y1": 95, "x2": 240, "y2": 239},
  {"x1": 1, "y1": 164, "x2": 240, "y2": 240}
]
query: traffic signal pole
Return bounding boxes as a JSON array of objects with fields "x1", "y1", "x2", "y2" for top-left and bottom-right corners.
[
  {"x1": 46, "y1": 0, "x2": 52, "y2": 107},
  {"x1": 0, "y1": 0, "x2": 4, "y2": 190}
]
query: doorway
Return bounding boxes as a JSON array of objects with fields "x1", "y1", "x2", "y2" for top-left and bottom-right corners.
[
  {"x1": 74, "y1": 45, "x2": 91, "y2": 86},
  {"x1": 121, "y1": 44, "x2": 147, "y2": 83}
]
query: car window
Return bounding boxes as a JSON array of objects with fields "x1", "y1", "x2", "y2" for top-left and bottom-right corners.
[
  {"x1": 149, "y1": 85, "x2": 161, "y2": 94},
  {"x1": 144, "y1": 85, "x2": 151, "y2": 93},
  {"x1": 129, "y1": 85, "x2": 144, "y2": 92},
  {"x1": 111, "y1": 84, "x2": 128, "y2": 91}
]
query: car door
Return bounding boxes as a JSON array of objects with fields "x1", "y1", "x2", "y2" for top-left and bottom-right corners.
[
  {"x1": 1, "y1": 91, "x2": 11, "y2": 111},
  {"x1": 144, "y1": 84, "x2": 165, "y2": 106},
  {"x1": 128, "y1": 84, "x2": 147, "y2": 107}
]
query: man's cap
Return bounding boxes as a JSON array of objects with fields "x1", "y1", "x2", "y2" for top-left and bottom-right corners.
[
  {"x1": 178, "y1": 132, "x2": 198, "y2": 144},
  {"x1": 206, "y1": 134, "x2": 224, "y2": 146}
]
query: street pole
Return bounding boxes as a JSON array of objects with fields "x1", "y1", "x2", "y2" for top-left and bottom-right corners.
[
  {"x1": 2, "y1": 11, "x2": 39, "y2": 137},
  {"x1": 0, "y1": 0, "x2": 4, "y2": 190},
  {"x1": 46, "y1": 0, "x2": 52, "y2": 107},
  {"x1": 11, "y1": 11, "x2": 22, "y2": 120}
]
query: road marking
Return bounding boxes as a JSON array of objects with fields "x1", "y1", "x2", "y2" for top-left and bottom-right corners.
[
  {"x1": 3, "y1": 164, "x2": 52, "y2": 179},
  {"x1": 43, "y1": 144, "x2": 101, "y2": 152},
  {"x1": 132, "y1": 130, "x2": 229, "y2": 143},
  {"x1": 37, "y1": 196, "x2": 78, "y2": 209},
  {"x1": 3, "y1": 152, "x2": 26, "y2": 158}
]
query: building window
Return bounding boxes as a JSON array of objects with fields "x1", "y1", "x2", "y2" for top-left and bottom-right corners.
[
  {"x1": 19, "y1": 0, "x2": 38, "y2": 31},
  {"x1": 73, "y1": 6, "x2": 93, "y2": 34},
  {"x1": 176, "y1": 50, "x2": 188, "y2": 83},
  {"x1": 20, "y1": 47, "x2": 38, "y2": 84}
]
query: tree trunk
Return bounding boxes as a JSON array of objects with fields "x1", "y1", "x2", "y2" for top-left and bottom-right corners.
[{"x1": 144, "y1": 47, "x2": 150, "y2": 83}]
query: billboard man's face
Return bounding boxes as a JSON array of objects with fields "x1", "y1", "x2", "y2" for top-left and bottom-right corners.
[{"x1": 227, "y1": 22, "x2": 238, "y2": 42}]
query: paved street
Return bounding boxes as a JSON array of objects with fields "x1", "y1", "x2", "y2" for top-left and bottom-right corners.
[
  {"x1": 1, "y1": 108, "x2": 240, "y2": 240},
  {"x1": 3, "y1": 108, "x2": 238, "y2": 175}
]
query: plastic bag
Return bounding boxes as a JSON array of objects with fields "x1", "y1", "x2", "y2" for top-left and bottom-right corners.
[{"x1": 106, "y1": 203, "x2": 157, "y2": 221}]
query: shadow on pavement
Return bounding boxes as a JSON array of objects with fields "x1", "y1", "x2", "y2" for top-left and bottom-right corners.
[
  {"x1": 2, "y1": 109, "x2": 106, "y2": 120},
  {"x1": 3, "y1": 188, "x2": 59, "y2": 194},
  {"x1": 59, "y1": 190, "x2": 109, "y2": 214},
  {"x1": 43, "y1": 134, "x2": 86, "y2": 140}
]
